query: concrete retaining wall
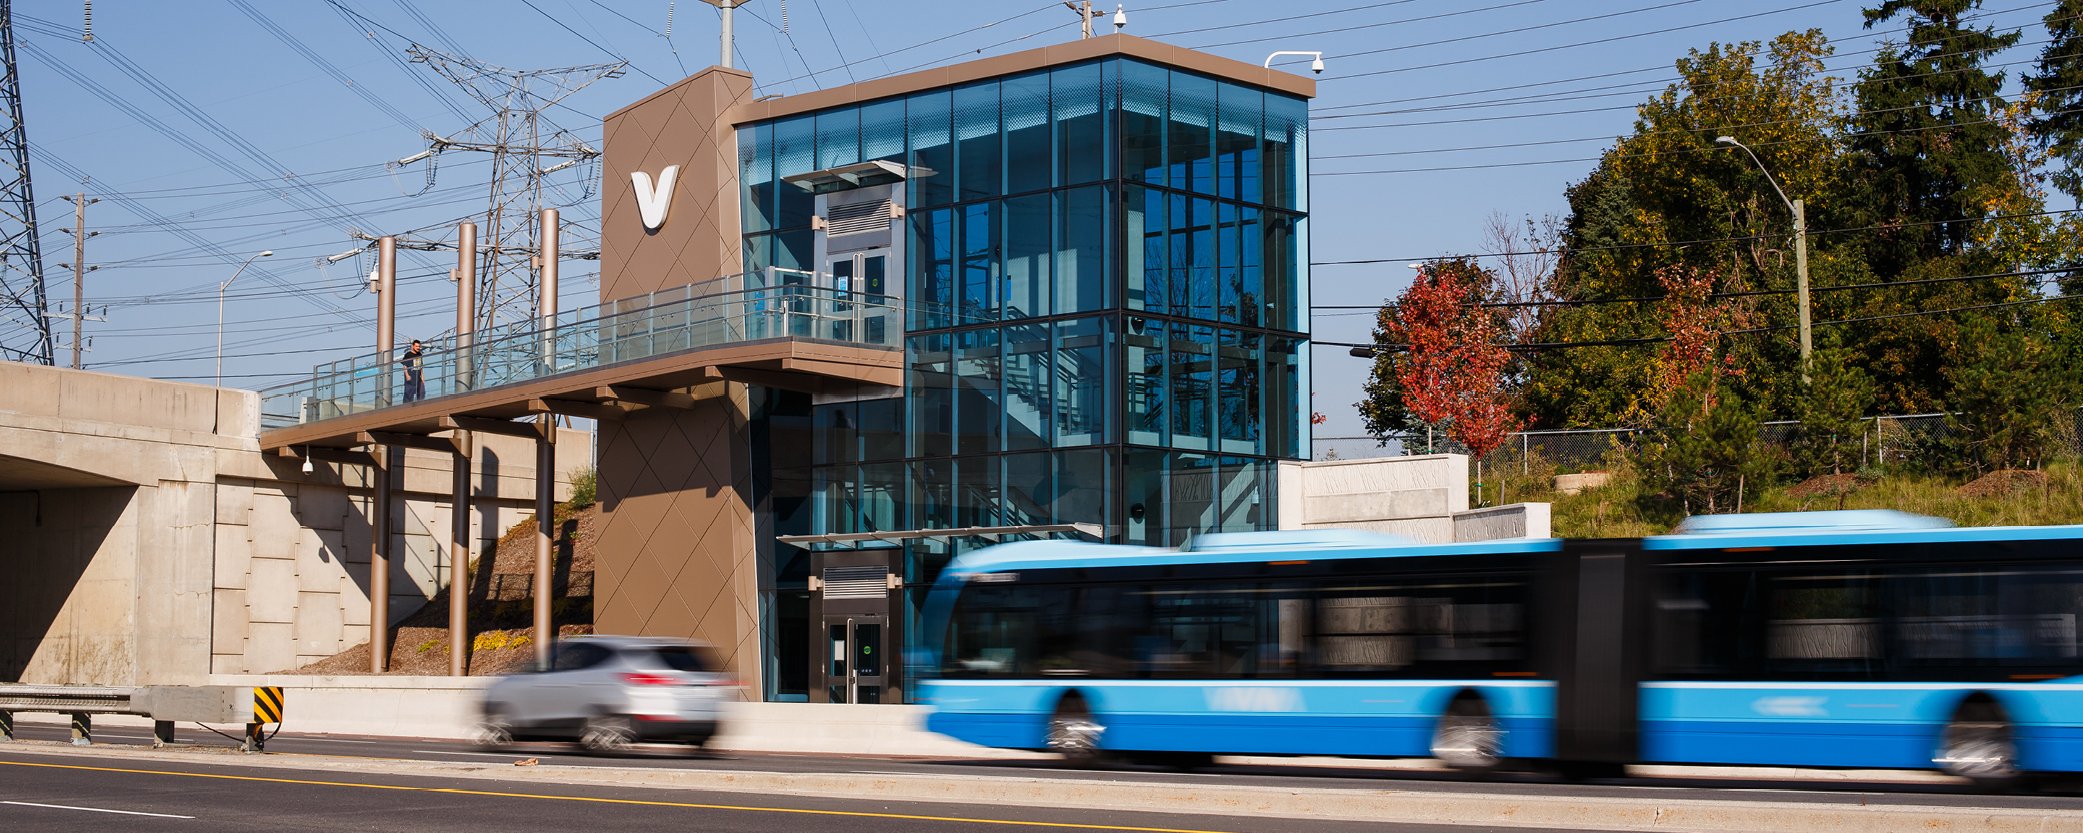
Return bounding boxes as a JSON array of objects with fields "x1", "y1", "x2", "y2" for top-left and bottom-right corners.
[
  {"x1": 1277, "y1": 455, "x2": 1549, "y2": 543},
  {"x1": 1, "y1": 363, "x2": 591, "y2": 685}
]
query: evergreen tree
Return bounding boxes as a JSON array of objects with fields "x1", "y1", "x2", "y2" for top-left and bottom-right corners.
[
  {"x1": 1789, "y1": 345, "x2": 1878, "y2": 477},
  {"x1": 2024, "y1": 0, "x2": 2083, "y2": 204},
  {"x1": 1846, "y1": 1, "x2": 2023, "y2": 276},
  {"x1": 1637, "y1": 373, "x2": 1775, "y2": 515},
  {"x1": 1943, "y1": 315, "x2": 2074, "y2": 473}
]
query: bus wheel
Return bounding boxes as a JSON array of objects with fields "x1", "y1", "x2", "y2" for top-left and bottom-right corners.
[
  {"x1": 1938, "y1": 702, "x2": 2020, "y2": 788},
  {"x1": 1432, "y1": 697, "x2": 1503, "y2": 773},
  {"x1": 1047, "y1": 700, "x2": 1106, "y2": 768}
]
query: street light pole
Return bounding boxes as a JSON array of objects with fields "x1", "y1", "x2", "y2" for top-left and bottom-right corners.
[
  {"x1": 1716, "y1": 135, "x2": 1811, "y2": 381},
  {"x1": 215, "y1": 249, "x2": 274, "y2": 388}
]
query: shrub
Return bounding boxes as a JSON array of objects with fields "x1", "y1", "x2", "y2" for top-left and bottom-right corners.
[{"x1": 567, "y1": 466, "x2": 597, "y2": 508}]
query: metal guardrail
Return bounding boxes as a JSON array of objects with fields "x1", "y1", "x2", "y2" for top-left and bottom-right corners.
[{"x1": 0, "y1": 684, "x2": 282, "y2": 750}]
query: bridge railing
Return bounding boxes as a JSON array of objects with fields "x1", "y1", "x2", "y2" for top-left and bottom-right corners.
[{"x1": 258, "y1": 275, "x2": 902, "y2": 430}]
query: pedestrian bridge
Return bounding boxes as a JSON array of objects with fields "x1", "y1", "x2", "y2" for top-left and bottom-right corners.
[{"x1": 256, "y1": 276, "x2": 904, "y2": 452}]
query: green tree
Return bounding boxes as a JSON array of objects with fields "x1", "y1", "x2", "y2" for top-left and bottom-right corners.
[
  {"x1": 1943, "y1": 315, "x2": 2075, "y2": 473},
  {"x1": 1845, "y1": 1, "x2": 2023, "y2": 276},
  {"x1": 2023, "y1": 0, "x2": 2083, "y2": 203},
  {"x1": 1789, "y1": 345, "x2": 1877, "y2": 477},
  {"x1": 1637, "y1": 373, "x2": 1776, "y2": 515},
  {"x1": 1527, "y1": 32, "x2": 1844, "y2": 427}
]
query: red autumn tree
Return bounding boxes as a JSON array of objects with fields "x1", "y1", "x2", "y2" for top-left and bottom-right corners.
[
  {"x1": 1642, "y1": 264, "x2": 1743, "y2": 417},
  {"x1": 1358, "y1": 258, "x2": 1525, "y2": 457}
]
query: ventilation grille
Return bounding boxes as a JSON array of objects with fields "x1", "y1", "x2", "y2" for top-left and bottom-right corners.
[
  {"x1": 826, "y1": 199, "x2": 890, "y2": 237},
  {"x1": 822, "y1": 566, "x2": 887, "y2": 599}
]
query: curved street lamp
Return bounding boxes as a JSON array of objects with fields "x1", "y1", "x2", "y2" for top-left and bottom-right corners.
[
  {"x1": 216, "y1": 249, "x2": 275, "y2": 388},
  {"x1": 1716, "y1": 135, "x2": 1812, "y2": 380}
]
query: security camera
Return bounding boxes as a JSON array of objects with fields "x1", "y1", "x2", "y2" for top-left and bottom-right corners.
[{"x1": 1311, "y1": 56, "x2": 1325, "y2": 74}]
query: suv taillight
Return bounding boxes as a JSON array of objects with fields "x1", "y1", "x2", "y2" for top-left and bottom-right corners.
[{"x1": 622, "y1": 672, "x2": 676, "y2": 686}]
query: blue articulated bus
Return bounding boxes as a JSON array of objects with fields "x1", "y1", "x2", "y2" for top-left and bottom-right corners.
[{"x1": 916, "y1": 512, "x2": 2083, "y2": 785}]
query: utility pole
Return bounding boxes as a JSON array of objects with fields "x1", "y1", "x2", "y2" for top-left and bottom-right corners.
[
  {"x1": 1792, "y1": 198, "x2": 1811, "y2": 376},
  {"x1": 1065, "y1": 1, "x2": 1095, "y2": 39},
  {"x1": 59, "y1": 193, "x2": 94, "y2": 368}
]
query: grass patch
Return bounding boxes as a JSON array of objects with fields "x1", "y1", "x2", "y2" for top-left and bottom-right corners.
[{"x1": 1516, "y1": 460, "x2": 2083, "y2": 537}]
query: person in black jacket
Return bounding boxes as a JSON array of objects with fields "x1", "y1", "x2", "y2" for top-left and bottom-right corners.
[{"x1": 400, "y1": 339, "x2": 425, "y2": 402}]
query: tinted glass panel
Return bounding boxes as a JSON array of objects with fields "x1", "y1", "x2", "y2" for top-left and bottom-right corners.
[
  {"x1": 1168, "y1": 71, "x2": 1216, "y2": 196},
  {"x1": 1262, "y1": 93, "x2": 1307, "y2": 210},
  {"x1": 1003, "y1": 72, "x2": 1051, "y2": 194},
  {"x1": 1126, "y1": 185, "x2": 1162, "y2": 311},
  {"x1": 1003, "y1": 321, "x2": 1050, "y2": 452},
  {"x1": 910, "y1": 209, "x2": 954, "y2": 330},
  {"x1": 1003, "y1": 194, "x2": 1051, "y2": 319},
  {"x1": 773, "y1": 116, "x2": 816, "y2": 229},
  {"x1": 816, "y1": 107, "x2": 861, "y2": 170},
  {"x1": 1056, "y1": 447, "x2": 1112, "y2": 535},
  {"x1": 1126, "y1": 318, "x2": 1166, "y2": 446},
  {"x1": 861, "y1": 98, "x2": 906, "y2": 164},
  {"x1": 1003, "y1": 452, "x2": 1052, "y2": 527},
  {"x1": 961, "y1": 201, "x2": 997, "y2": 322},
  {"x1": 955, "y1": 82, "x2": 1001, "y2": 201},
  {"x1": 739, "y1": 123, "x2": 775, "y2": 233},
  {"x1": 1053, "y1": 62, "x2": 1107, "y2": 186},
  {"x1": 955, "y1": 328, "x2": 1001, "y2": 455},
  {"x1": 1171, "y1": 325, "x2": 1212, "y2": 449},
  {"x1": 908, "y1": 333, "x2": 952, "y2": 457},
  {"x1": 1316, "y1": 575, "x2": 1531, "y2": 677},
  {"x1": 1218, "y1": 329, "x2": 1259, "y2": 453},
  {"x1": 1056, "y1": 186, "x2": 1109, "y2": 314},
  {"x1": 1055, "y1": 316, "x2": 1109, "y2": 446},
  {"x1": 1120, "y1": 60, "x2": 1166, "y2": 186},
  {"x1": 1216, "y1": 82, "x2": 1261, "y2": 203},
  {"x1": 908, "y1": 90, "x2": 954, "y2": 207}
]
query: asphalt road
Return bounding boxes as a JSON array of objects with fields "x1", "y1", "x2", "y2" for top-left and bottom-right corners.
[
  {"x1": 6, "y1": 719, "x2": 2083, "y2": 833},
  {"x1": 0, "y1": 742, "x2": 1596, "y2": 833},
  {"x1": 8, "y1": 719, "x2": 2082, "y2": 812}
]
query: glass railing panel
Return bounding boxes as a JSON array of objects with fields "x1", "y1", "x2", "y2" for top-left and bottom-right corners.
[{"x1": 257, "y1": 275, "x2": 901, "y2": 430}]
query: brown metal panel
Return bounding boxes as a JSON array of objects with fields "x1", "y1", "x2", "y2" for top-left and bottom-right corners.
[{"x1": 600, "y1": 67, "x2": 754, "y2": 304}]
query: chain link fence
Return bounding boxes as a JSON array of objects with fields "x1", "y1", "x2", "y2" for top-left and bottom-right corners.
[{"x1": 1315, "y1": 408, "x2": 2083, "y2": 475}]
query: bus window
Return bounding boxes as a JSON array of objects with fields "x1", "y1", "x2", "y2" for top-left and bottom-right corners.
[
  {"x1": 1314, "y1": 576, "x2": 1531, "y2": 678},
  {"x1": 1895, "y1": 567, "x2": 2083, "y2": 671},
  {"x1": 1767, "y1": 572, "x2": 1881, "y2": 672},
  {"x1": 1132, "y1": 583, "x2": 1309, "y2": 679}
]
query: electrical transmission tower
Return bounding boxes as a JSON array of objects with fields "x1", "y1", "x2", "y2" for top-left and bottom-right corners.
[
  {"x1": 0, "y1": 0, "x2": 53, "y2": 365},
  {"x1": 401, "y1": 47, "x2": 624, "y2": 334}
]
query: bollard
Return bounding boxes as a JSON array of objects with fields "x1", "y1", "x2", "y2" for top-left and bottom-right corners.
[
  {"x1": 0, "y1": 710, "x2": 12, "y2": 741},
  {"x1": 153, "y1": 720, "x2": 176, "y2": 748},
  {"x1": 70, "y1": 712, "x2": 91, "y2": 746}
]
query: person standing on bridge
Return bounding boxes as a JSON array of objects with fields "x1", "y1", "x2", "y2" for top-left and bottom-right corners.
[{"x1": 400, "y1": 338, "x2": 426, "y2": 403}]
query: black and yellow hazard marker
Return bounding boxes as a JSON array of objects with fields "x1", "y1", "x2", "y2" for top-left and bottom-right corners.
[{"x1": 244, "y1": 686, "x2": 285, "y2": 753}]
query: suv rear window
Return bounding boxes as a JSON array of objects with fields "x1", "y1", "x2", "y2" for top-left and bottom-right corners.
[{"x1": 650, "y1": 646, "x2": 717, "y2": 673}]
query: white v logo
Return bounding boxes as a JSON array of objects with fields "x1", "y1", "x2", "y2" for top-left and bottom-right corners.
[{"x1": 630, "y1": 165, "x2": 679, "y2": 230}]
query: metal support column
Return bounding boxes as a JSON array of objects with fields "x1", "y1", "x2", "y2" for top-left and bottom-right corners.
[
  {"x1": 371, "y1": 445, "x2": 393, "y2": 674},
  {"x1": 376, "y1": 236, "x2": 396, "y2": 405},
  {"x1": 449, "y1": 222, "x2": 477, "y2": 677},
  {"x1": 532, "y1": 208, "x2": 559, "y2": 670},
  {"x1": 152, "y1": 720, "x2": 175, "y2": 747},
  {"x1": 69, "y1": 712, "x2": 89, "y2": 746}
]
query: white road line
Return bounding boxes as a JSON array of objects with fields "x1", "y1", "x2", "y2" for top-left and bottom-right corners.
[
  {"x1": 3, "y1": 800, "x2": 195, "y2": 819},
  {"x1": 273, "y1": 736, "x2": 385, "y2": 745}
]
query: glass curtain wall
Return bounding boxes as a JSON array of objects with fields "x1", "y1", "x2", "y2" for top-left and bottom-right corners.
[{"x1": 738, "y1": 57, "x2": 1310, "y2": 699}]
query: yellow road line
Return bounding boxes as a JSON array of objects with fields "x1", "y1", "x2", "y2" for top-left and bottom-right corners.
[{"x1": 0, "y1": 759, "x2": 1238, "y2": 833}]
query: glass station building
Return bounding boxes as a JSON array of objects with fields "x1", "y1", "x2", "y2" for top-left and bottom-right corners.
[{"x1": 596, "y1": 35, "x2": 1312, "y2": 704}]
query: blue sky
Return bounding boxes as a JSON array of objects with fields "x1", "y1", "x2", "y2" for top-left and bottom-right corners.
[{"x1": 8, "y1": 0, "x2": 2057, "y2": 451}]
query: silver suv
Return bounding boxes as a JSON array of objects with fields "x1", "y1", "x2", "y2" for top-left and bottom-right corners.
[{"x1": 478, "y1": 636, "x2": 733, "y2": 753}]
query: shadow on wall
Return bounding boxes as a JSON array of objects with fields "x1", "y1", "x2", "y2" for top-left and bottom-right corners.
[{"x1": 0, "y1": 487, "x2": 137, "y2": 683}]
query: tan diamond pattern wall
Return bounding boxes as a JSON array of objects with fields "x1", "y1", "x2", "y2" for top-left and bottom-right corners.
[{"x1": 592, "y1": 382, "x2": 759, "y2": 689}]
